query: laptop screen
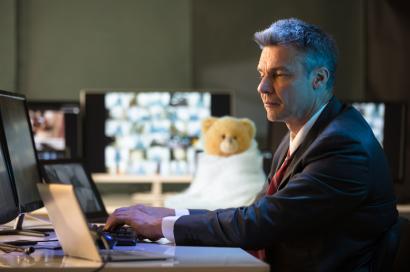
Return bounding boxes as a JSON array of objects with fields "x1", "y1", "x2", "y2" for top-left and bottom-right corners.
[{"x1": 40, "y1": 160, "x2": 107, "y2": 220}]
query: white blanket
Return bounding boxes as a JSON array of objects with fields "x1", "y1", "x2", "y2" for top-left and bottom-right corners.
[{"x1": 164, "y1": 141, "x2": 266, "y2": 210}]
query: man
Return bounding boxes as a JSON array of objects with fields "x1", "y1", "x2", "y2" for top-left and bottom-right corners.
[{"x1": 105, "y1": 18, "x2": 398, "y2": 271}]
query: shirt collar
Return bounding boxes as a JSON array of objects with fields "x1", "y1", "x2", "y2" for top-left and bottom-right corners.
[{"x1": 289, "y1": 103, "x2": 327, "y2": 156}]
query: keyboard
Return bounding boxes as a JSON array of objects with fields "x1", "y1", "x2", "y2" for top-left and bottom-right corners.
[{"x1": 91, "y1": 225, "x2": 138, "y2": 246}]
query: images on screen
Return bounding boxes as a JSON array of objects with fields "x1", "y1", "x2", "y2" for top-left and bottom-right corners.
[
  {"x1": 28, "y1": 102, "x2": 80, "y2": 160},
  {"x1": 352, "y1": 102, "x2": 385, "y2": 146},
  {"x1": 105, "y1": 92, "x2": 209, "y2": 175}
]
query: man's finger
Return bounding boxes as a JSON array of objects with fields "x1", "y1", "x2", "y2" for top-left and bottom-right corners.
[{"x1": 104, "y1": 214, "x2": 125, "y2": 231}]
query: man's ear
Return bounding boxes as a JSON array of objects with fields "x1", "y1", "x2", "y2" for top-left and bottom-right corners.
[{"x1": 312, "y1": 67, "x2": 329, "y2": 90}]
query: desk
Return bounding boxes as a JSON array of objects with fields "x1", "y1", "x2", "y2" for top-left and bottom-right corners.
[
  {"x1": 92, "y1": 174, "x2": 193, "y2": 207},
  {"x1": 0, "y1": 234, "x2": 268, "y2": 271},
  {"x1": 397, "y1": 204, "x2": 410, "y2": 220}
]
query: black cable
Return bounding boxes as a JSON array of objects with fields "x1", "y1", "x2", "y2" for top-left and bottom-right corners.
[
  {"x1": 90, "y1": 230, "x2": 110, "y2": 272},
  {"x1": 5, "y1": 239, "x2": 59, "y2": 246},
  {"x1": 92, "y1": 260, "x2": 107, "y2": 272},
  {"x1": 0, "y1": 242, "x2": 34, "y2": 255}
]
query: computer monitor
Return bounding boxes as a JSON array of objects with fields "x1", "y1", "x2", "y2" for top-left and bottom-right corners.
[
  {"x1": 81, "y1": 90, "x2": 233, "y2": 174},
  {"x1": 27, "y1": 101, "x2": 80, "y2": 160},
  {"x1": 0, "y1": 136, "x2": 19, "y2": 225},
  {"x1": 352, "y1": 101, "x2": 406, "y2": 183},
  {"x1": 40, "y1": 159, "x2": 108, "y2": 223},
  {"x1": 0, "y1": 90, "x2": 45, "y2": 236}
]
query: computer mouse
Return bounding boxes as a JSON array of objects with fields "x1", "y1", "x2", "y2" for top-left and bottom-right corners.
[{"x1": 90, "y1": 230, "x2": 116, "y2": 249}]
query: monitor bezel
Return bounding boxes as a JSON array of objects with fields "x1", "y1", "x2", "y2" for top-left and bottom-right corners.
[
  {"x1": 27, "y1": 100, "x2": 79, "y2": 111},
  {"x1": 39, "y1": 158, "x2": 108, "y2": 220},
  {"x1": 0, "y1": 90, "x2": 44, "y2": 213},
  {"x1": 0, "y1": 128, "x2": 19, "y2": 224}
]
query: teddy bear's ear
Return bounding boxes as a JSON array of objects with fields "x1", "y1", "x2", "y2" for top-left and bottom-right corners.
[
  {"x1": 240, "y1": 118, "x2": 256, "y2": 138},
  {"x1": 201, "y1": 117, "x2": 217, "y2": 133}
]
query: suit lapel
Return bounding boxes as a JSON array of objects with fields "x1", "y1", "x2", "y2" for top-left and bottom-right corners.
[{"x1": 277, "y1": 96, "x2": 344, "y2": 190}]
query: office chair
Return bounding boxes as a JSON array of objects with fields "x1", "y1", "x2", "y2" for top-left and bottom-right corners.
[
  {"x1": 393, "y1": 217, "x2": 410, "y2": 272},
  {"x1": 370, "y1": 217, "x2": 401, "y2": 272}
]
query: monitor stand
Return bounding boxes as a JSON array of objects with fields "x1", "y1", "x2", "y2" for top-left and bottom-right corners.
[{"x1": 0, "y1": 214, "x2": 49, "y2": 237}]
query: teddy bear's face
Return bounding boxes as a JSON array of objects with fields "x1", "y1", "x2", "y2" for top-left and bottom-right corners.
[
  {"x1": 202, "y1": 117, "x2": 255, "y2": 157},
  {"x1": 219, "y1": 132, "x2": 240, "y2": 155}
]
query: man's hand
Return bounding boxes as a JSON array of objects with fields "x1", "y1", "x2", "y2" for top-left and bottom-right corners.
[{"x1": 104, "y1": 204, "x2": 175, "y2": 241}]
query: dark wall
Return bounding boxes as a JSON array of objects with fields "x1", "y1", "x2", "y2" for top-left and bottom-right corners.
[
  {"x1": 192, "y1": 0, "x2": 365, "y2": 145},
  {"x1": 17, "y1": 0, "x2": 192, "y2": 100},
  {"x1": 0, "y1": 0, "x2": 366, "y2": 145},
  {"x1": 0, "y1": 0, "x2": 16, "y2": 91},
  {"x1": 367, "y1": 0, "x2": 410, "y2": 202}
]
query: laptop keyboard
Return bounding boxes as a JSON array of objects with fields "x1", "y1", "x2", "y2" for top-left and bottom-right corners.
[{"x1": 91, "y1": 225, "x2": 138, "y2": 246}]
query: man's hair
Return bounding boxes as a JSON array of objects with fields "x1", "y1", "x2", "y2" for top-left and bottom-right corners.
[{"x1": 254, "y1": 18, "x2": 338, "y2": 89}]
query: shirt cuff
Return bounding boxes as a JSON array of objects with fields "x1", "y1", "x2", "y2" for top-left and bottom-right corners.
[
  {"x1": 175, "y1": 209, "x2": 189, "y2": 216},
  {"x1": 161, "y1": 210, "x2": 190, "y2": 242},
  {"x1": 161, "y1": 216, "x2": 180, "y2": 242}
]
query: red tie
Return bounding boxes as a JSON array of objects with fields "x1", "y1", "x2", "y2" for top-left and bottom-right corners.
[
  {"x1": 266, "y1": 150, "x2": 291, "y2": 195},
  {"x1": 248, "y1": 150, "x2": 291, "y2": 261}
]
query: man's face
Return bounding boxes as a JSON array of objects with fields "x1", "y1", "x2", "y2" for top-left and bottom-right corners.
[{"x1": 257, "y1": 45, "x2": 316, "y2": 126}]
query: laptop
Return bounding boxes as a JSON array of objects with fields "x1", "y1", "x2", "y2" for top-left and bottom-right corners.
[
  {"x1": 37, "y1": 183, "x2": 172, "y2": 262},
  {"x1": 40, "y1": 159, "x2": 108, "y2": 223}
]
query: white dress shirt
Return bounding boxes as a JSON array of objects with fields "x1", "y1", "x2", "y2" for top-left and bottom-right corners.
[
  {"x1": 289, "y1": 104, "x2": 327, "y2": 156},
  {"x1": 161, "y1": 103, "x2": 327, "y2": 242}
]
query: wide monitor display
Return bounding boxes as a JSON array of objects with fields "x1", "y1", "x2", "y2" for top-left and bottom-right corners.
[
  {"x1": 27, "y1": 101, "x2": 80, "y2": 160},
  {"x1": 0, "y1": 91, "x2": 43, "y2": 213},
  {"x1": 352, "y1": 102, "x2": 406, "y2": 183},
  {"x1": 82, "y1": 90, "x2": 232, "y2": 175}
]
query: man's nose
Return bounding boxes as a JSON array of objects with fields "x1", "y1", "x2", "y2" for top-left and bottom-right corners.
[{"x1": 257, "y1": 77, "x2": 273, "y2": 94}]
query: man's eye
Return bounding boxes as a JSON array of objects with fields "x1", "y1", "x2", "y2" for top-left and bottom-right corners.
[{"x1": 273, "y1": 73, "x2": 289, "y2": 79}]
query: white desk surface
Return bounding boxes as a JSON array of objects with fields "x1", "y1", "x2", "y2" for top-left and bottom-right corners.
[
  {"x1": 0, "y1": 227, "x2": 268, "y2": 271},
  {"x1": 0, "y1": 242, "x2": 268, "y2": 271}
]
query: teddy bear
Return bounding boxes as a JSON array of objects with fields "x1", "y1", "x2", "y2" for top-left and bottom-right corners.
[
  {"x1": 164, "y1": 116, "x2": 266, "y2": 210},
  {"x1": 201, "y1": 116, "x2": 255, "y2": 157}
]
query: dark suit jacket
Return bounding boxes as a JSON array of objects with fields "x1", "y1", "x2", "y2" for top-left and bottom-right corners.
[{"x1": 173, "y1": 97, "x2": 398, "y2": 271}]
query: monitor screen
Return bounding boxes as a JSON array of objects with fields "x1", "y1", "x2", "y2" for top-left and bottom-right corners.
[
  {"x1": 27, "y1": 101, "x2": 80, "y2": 160},
  {"x1": 82, "y1": 90, "x2": 232, "y2": 175},
  {"x1": 352, "y1": 102, "x2": 406, "y2": 183},
  {"x1": 41, "y1": 160, "x2": 106, "y2": 217},
  {"x1": 0, "y1": 91, "x2": 43, "y2": 213},
  {"x1": 0, "y1": 137, "x2": 19, "y2": 224}
]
